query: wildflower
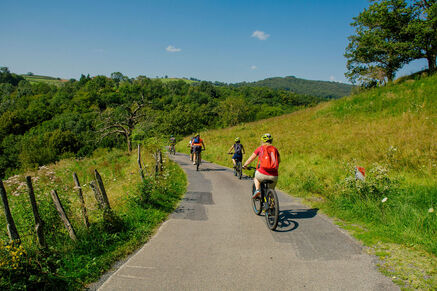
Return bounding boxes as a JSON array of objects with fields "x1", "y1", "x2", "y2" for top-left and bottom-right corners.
[
  {"x1": 429, "y1": 208, "x2": 434, "y2": 213},
  {"x1": 381, "y1": 197, "x2": 388, "y2": 203}
]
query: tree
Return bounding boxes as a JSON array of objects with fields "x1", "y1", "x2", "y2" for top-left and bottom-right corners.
[
  {"x1": 345, "y1": 0, "x2": 416, "y2": 85},
  {"x1": 409, "y1": 0, "x2": 437, "y2": 73},
  {"x1": 98, "y1": 94, "x2": 147, "y2": 153}
]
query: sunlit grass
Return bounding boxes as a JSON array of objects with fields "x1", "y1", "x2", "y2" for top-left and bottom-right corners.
[
  {"x1": 176, "y1": 74, "x2": 437, "y2": 289},
  {"x1": 0, "y1": 147, "x2": 187, "y2": 289}
]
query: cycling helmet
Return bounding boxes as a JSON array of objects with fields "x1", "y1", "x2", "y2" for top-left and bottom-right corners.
[
  {"x1": 261, "y1": 133, "x2": 273, "y2": 143},
  {"x1": 234, "y1": 137, "x2": 240, "y2": 142},
  {"x1": 195, "y1": 133, "x2": 200, "y2": 137}
]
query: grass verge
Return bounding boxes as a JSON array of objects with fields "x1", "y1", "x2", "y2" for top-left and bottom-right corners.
[{"x1": 0, "y1": 147, "x2": 186, "y2": 289}]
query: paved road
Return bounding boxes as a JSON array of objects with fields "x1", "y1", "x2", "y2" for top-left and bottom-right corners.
[{"x1": 98, "y1": 153, "x2": 398, "y2": 290}]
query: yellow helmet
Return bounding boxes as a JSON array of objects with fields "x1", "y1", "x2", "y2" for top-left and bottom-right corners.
[
  {"x1": 261, "y1": 133, "x2": 272, "y2": 142},
  {"x1": 234, "y1": 137, "x2": 240, "y2": 142}
]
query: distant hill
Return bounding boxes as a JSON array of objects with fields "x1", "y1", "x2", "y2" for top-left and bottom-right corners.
[{"x1": 234, "y1": 76, "x2": 353, "y2": 99}]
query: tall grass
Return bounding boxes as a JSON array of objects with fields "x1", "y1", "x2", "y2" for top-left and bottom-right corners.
[
  {"x1": 0, "y1": 147, "x2": 186, "y2": 289},
  {"x1": 176, "y1": 74, "x2": 437, "y2": 288}
]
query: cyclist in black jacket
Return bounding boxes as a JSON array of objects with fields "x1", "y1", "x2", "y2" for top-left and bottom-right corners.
[{"x1": 227, "y1": 137, "x2": 245, "y2": 169}]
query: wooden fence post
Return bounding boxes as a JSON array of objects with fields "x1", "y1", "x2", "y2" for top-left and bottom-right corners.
[
  {"x1": 26, "y1": 176, "x2": 46, "y2": 248},
  {"x1": 94, "y1": 170, "x2": 111, "y2": 210},
  {"x1": 89, "y1": 181, "x2": 104, "y2": 209},
  {"x1": 154, "y1": 151, "x2": 159, "y2": 176},
  {"x1": 0, "y1": 179, "x2": 20, "y2": 244},
  {"x1": 50, "y1": 190, "x2": 77, "y2": 242},
  {"x1": 138, "y1": 144, "x2": 145, "y2": 181},
  {"x1": 158, "y1": 149, "x2": 163, "y2": 172},
  {"x1": 73, "y1": 173, "x2": 89, "y2": 229}
]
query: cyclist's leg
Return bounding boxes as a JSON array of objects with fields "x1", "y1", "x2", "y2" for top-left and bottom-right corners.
[
  {"x1": 255, "y1": 171, "x2": 278, "y2": 189},
  {"x1": 232, "y1": 158, "x2": 236, "y2": 167}
]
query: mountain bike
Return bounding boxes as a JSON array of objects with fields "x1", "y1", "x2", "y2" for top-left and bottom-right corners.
[
  {"x1": 228, "y1": 153, "x2": 243, "y2": 179},
  {"x1": 195, "y1": 148, "x2": 204, "y2": 171},
  {"x1": 246, "y1": 167, "x2": 280, "y2": 230},
  {"x1": 169, "y1": 144, "x2": 176, "y2": 155}
]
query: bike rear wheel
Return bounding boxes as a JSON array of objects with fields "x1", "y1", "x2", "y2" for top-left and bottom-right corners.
[
  {"x1": 264, "y1": 189, "x2": 279, "y2": 230},
  {"x1": 237, "y1": 161, "x2": 242, "y2": 179},
  {"x1": 251, "y1": 183, "x2": 262, "y2": 215},
  {"x1": 196, "y1": 154, "x2": 200, "y2": 171}
]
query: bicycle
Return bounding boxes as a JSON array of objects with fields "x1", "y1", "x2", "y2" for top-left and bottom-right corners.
[
  {"x1": 195, "y1": 148, "x2": 204, "y2": 171},
  {"x1": 246, "y1": 167, "x2": 280, "y2": 230},
  {"x1": 228, "y1": 153, "x2": 243, "y2": 179},
  {"x1": 169, "y1": 144, "x2": 176, "y2": 155}
]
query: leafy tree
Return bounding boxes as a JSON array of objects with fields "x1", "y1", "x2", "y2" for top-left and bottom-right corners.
[
  {"x1": 345, "y1": 0, "x2": 416, "y2": 85},
  {"x1": 98, "y1": 95, "x2": 147, "y2": 153},
  {"x1": 0, "y1": 67, "x2": 24, "y2": 86},
  {"x1": 409, "y1": 0, "x2": 437, "y2": 73}
]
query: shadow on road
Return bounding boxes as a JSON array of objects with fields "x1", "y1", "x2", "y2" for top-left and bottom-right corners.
[
  {"x1": 200, "y1": 168, "x2": 227, "y2": 172},
  {"x1": 275, "y1": 208, "x2": 319, "y2": 232}
]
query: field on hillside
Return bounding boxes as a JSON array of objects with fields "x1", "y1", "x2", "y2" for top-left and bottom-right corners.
[
  {"x1": 156, "y1": 77, "x2": 197, "y2": 83},
  {"x1": 177, "y1": 75, "x2": 437, "y2": 289},
  {"x1": 22, "y1": 75, "x2": 66, "y2": 86}
]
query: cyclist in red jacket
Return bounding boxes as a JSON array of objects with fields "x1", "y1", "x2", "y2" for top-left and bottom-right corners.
[{"x1": 243, "y1": 133, "x2": 280, "y2": 199}]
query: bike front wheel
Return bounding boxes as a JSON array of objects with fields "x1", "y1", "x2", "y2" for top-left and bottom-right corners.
[
  {"x1": 251, "y1": 183, "x2": 262, "y2": 215},
  {"x1": 264, "y1": 189, "x2": 279, "y2": 230}
]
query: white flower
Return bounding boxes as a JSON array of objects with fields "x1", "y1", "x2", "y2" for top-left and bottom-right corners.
[
  {"x1": 381, "y1": 197, "x2": 388, "y2": 203},
  {"x1": 428, "y1": 208, "x2": 434, "y2": 213}
]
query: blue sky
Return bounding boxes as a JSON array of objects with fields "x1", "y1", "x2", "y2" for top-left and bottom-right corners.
[{"x1": 1, "y1": 0, "x2": 427, "y2": 83}]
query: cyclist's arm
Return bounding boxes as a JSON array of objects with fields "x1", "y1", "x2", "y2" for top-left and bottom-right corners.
[
  {"x1": 201, "y1": 141, "x2": 206, "y2": 150},
  {"x1": 242, "y1": 145, "x2": 245, "y2": 155},
  {"x1": 243, "y1": 153, "x2": 257, "y2": 168},
  {"x1": 227, "y1": 145, "x2": 234, "y2": 153}
]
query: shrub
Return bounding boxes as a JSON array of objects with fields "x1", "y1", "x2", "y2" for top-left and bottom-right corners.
[{"x1": 339, "y1": 163, "x2": 398, "y2": 201}]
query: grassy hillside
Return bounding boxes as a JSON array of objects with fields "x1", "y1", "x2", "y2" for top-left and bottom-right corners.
[
  {"x1": 177, "y1": 74, "x2": 437, "y2": 289},
  {"x1": 156, "y1": 77, "x2": 197, "y2": 83},
  {"x1": 234, "y1": 75, "x2": 353, "y2": 99},
  {"x1": 22, "y1": 74, "x2": 66, "y2": 86}
]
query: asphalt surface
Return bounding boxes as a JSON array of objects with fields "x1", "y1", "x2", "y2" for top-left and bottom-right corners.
[{"x1": 97, "y1": 153, "x2": 398, "y2": 291}]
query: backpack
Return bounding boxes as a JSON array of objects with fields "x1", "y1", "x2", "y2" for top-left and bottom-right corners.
[
  {"x1": 234, "y1": 143, "x2": 242, "y2": 154},
  {"x1": 259, "y1": 145, "x2": 279, "y2": 171},
  {"x1": 193, "y1": 136, "x2": 200, "y2": 144}
]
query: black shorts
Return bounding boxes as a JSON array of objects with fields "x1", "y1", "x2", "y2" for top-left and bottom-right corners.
[
  {"x1": 193, "y1": 145, "x2": 202, "y2": 153},
  {"x1": 190, "y1": 147, "x2": 194, "y2": 154},
  {"x1": 232, "y1": 153, "x2": 242, "y2": 162}
]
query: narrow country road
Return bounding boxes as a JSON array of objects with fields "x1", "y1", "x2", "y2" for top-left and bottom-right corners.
[{"x1": 97, "y1": 153, "x2": 398, "y2": 290}]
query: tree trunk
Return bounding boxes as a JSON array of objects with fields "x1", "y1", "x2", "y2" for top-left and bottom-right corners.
[
  {"x1": 128, "y1": 138, "x2": 132, "y2": 153},
  {"x1": 427, "y1": 52, "x2": 436, "y2": 74}
]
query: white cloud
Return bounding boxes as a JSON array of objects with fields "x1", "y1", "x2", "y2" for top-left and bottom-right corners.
[
  {"x1": 166, "y1": 45, "x2": 181, "y2": 53},
  {"x1": 250, "y1": 65, "x2": 257, "y2": 70},
  {"x1": 329, "y1": 75, "x2": 336, "y2": 81},
  {"x1": 251, "y1": 30, "x2": 270, "y2": 40}
]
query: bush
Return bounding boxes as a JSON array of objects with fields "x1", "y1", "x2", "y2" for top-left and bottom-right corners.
[{"x1": 339, "y1": 163, "x2": 398, "y2": 201}]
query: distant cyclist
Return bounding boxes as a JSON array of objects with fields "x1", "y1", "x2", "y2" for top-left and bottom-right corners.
[
  {"x1": 192, "y1": 133, "x2": 205, "y2": 165},
  {"x1": 227, "y1": 137, "x2": 245, "y2": 169},
  {"x1": 243, "y1": 133, "x2": 280, "y2": 199},
  {"x1": 169, "y1": 135, "x2": 176, "y2": 151}
]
